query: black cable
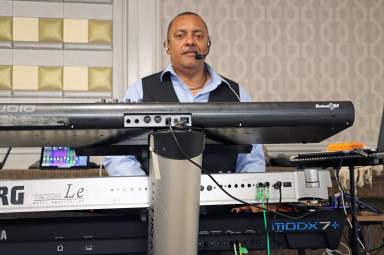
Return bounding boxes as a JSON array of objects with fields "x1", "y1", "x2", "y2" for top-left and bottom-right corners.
[
  {"x1": 168, "y1": 126, "x2": 332, "y2": 220},
  {"x1": 334, "y1": 160, "x2": 369, "y2": 253},
  {"x1": 342, "y1": 194, "x2": 382, "y2": 215},
  {"x1": 0, "y1": 147, "x2": 12, "y2": 170},
  {"x1": 265, "y1": 186, "x2": 276, "y2": 255},
  {"x1": 273, "y1": 185, "x2": 282, "y2": 254},
  {"x1": 264, "y1": 186, "x2": 270, "y2": 255},
  {"x1": 335, "y1": 159, "x2": 348, "y2": 198},
  {"x1": 278, "y1": 185, "x2": 282, "y2": 204},
  {"x1": 334, "y1": 159, "x2": 382, "y2": 214}
]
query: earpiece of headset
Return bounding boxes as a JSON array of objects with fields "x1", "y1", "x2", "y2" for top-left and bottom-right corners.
[{"x1": 163, "y1": 41, "x2": 169, "y2": 53}]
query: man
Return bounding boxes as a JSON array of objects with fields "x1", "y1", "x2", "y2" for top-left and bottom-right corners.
[{"x1": 104, "y1": 12, "x2": 265, "y2": 176}]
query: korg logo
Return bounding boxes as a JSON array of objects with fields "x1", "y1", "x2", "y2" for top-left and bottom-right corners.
[{"x1": 0, "y1": 186, "x2": 25, "y2": 205}]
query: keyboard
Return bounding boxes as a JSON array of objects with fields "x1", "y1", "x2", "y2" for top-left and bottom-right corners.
[{"x1": 291, "y1": 149, "x2": 382, "y2": 167}]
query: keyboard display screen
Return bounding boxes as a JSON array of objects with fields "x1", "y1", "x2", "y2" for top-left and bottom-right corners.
[{"x1": 40, "y1": 147, "x2": 88, "y2": 168}]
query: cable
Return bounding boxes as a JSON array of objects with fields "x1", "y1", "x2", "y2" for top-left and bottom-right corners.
[
  {"x1": 265, "y1": 185, "x2": 271, "y2": 254},
  {"x1": 322, "y1": 249, "x2": 342, "y2": 255},
  {"x1": 360, "y1": 243, "x2": 384, "y2": 254},
  {"x1": 239, "y1": 242, "x2": 242, "y2": 255},
  {"x1": 334, "y1": 159, "x2": 368, "y2": 253},
  {"x1": 259, "y1": 187, "x2": 271, "y2": 255},
  {"x1": 0, "y1": 147, "x2": 12, "y2": 170},
  {"x1": 272, "y1": 182, "x2": 282, "y2": 255},
  {"x1": 168, "y1": 126, "x2": 331, "y2": 220},
  {"x1": 342, "y1": 232, "x2": 351, "y2": 247},
  {"x1": 334, "y1": 167, "x2": 368, "y2": 254},
  {"x1": 341, "y1": 194, "x2": 382, "y2": 215},
  {"x1": 265, "y1": 187, "x2": 271, "y2": 255},
  {"x1": 322, "y1": 241, "x2": 351, "y2": 255},
  {"x1": 340, "y1": 241, "x2": 351, "y2": 255},
  {"x1": 226, "y1": 83, "x2": 241, "y2": 102},
  {"x1": 322, "y1": 249, "x2": 341, "y2": 255},
  {"x1": 238, "y1": 242, "x2": 249, "y2": 255},
  {"x1": 233, "y1": 242, "x2": 238, "y2": 255},
  {"x1": 99, "y1": 161, "x2": 103, "y2": 177},
  {"x1": 335, "y1": 169, "x2": 367, "y2": 253},
  {"x1": 335, "y1": 168, "x2": 367, "y2": 253}
]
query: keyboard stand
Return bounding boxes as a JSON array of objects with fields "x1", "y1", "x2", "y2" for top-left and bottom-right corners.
[
  {"x1": 148, "y1": 128, "x2": 205, "y2": 255},
  {"x1": 348, "y1": 164, "x2": 359, "y2": 255}
]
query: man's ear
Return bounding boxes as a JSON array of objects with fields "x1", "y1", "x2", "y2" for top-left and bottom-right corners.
[
  {"x1": 205, "y1": 37, "x2": 211, "y2": 56},
  {"x1": 163, "y1": 41, "x2": 169, "y2": 53}
]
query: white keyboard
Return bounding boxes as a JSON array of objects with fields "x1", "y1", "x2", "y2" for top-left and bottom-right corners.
[{"x1": 0, "y1": 171, "x2": 331, "y2": 213}]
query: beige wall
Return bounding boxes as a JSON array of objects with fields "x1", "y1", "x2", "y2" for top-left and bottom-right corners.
[{"x1": 161, "y1": 0, "x2": 384, "y2": 147}]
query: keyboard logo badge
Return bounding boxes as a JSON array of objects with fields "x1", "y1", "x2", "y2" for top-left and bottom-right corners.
[
  {"x1": 0, "y1": 230, "x2": 7, "y2": 240},
  {"x1": 315, "y1": 103, "x2": 340, "y2": 110},
  {"x1": 0, "y1": 186, "x2": 25, "y2": 205}
]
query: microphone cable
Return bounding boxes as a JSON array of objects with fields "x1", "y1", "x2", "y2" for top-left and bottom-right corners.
[
  {"x1": 226, "y1": 83, "x2": 241, "y2": 102},
  {"x1": 193, "y1": 48, "x2": 241, "y2": 101}
]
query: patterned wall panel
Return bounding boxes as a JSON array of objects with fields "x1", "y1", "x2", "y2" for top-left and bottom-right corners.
[
  {"x1": 64, "y1": 19, "x2": 89, "y2": 43},
  {"x1": 0, "y1": 16, "x2": 12, "y2": 41},
  {"x1": 0, "y1": 65, "x2": 12, "y2": 90},
  {"x1": 38, "y1": 66, "x2": 63, "y2": 91},
  {"x1": 0, "y1": 64, "x2": 111, "y2": 92},
  {"x1": 161, "y1": 0, "x2": 384, "y2": 146},
  {"x1": 63, "y1": 66, "x2": 88, "y2": 91},
  {"x1": 0, "y1": 0, "x2": 113, "y2": 98},
  {"x1": 13, "y1": 17, "x2": 39, "y2": 41},
  {"x1": 39, "y1": 18, "x2": 63, "y2": 42}
]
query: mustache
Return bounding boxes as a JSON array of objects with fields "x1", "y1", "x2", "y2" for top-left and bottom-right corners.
[{"x1": 182, "y1": 48, "x2": 199, "y2": 54}]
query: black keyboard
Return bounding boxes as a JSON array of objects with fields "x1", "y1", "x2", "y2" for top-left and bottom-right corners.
[
  {"x1": 291, "y1": 150, "x2": 382, "y2": 167},
  {"x1": 0, "y1": 209, "x2": 346, "y2": 254}
]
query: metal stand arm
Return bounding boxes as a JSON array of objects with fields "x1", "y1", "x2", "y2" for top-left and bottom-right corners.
[
  {"x1": 349, "y1": 165, "x2": 360, "y2": 255},
  {"x1": 148, "y1": 129, "x2": 205, "y2": 255}
]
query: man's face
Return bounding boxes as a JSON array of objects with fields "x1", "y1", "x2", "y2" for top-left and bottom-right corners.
[{"x1": 167, "y1": 15, "x2": 209, "y2": 70}]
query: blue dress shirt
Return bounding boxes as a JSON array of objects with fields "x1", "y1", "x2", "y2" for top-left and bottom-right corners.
[{"x1": 104, "y1": 64, "x2": 266, "y2": 176}]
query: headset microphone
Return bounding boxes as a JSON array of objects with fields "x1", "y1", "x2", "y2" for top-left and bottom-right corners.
[
  {"x1": 195, "y1": 53, "x2": 206, "y2": 60},
  {"x1": 195, "y1": 39, "x2": 211, "y2": 60}
]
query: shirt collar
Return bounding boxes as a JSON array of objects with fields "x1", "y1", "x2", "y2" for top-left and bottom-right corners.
[{"x1": 159, "y1": 63, "x2": 230, "y2": 87}]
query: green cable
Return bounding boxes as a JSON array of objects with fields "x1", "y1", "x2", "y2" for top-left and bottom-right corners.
[{"x1": 260, "y1": 187, "x2": 271, "y2": 255}]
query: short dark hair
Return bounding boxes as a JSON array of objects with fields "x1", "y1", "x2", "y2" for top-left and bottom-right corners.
[{"x1": 166, "y1": 12, "x2": 209, "y2": 41}]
